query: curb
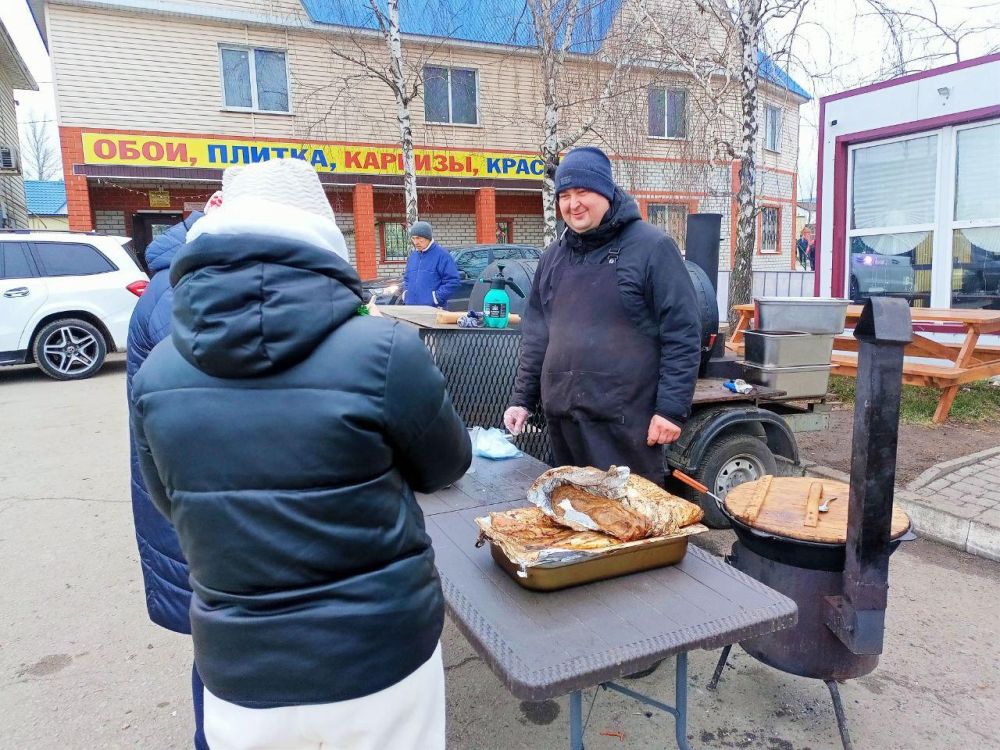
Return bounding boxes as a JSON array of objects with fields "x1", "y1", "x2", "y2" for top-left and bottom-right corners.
[
  {"x1": 802, "y1": 461, "x2": 1000, "y2": 564},
  {"x1": 908, "y1": 445, "x2": 1000, "y2": 491}
]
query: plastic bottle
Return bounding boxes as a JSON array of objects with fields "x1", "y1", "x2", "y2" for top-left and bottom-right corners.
[{"x1": 481, "y1": 264, "x2": 525, "y2": 329}]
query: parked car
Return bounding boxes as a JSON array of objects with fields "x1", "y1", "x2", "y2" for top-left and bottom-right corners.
[
  {"x1": 0, "y1": 231, "x2": 148, "y2": 380},
  {"x1": 362, "y1": 243, "x2": 543, "y2": 311},
  {"x1": 848, "y1": 249, "x2": 915, "y2": 301}
]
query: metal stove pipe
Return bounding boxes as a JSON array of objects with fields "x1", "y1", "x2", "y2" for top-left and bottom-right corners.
[{"x1": 824, "y1": 297, "x2": 912, "y2": 655}]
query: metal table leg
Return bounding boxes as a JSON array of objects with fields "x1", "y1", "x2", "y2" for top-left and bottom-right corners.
[
  {"x1": 569, "y1": 690, "x2": 584, "y2": 750},
  {"x1": 600, "y1": 652, "x2": 694, "y2": 750}
]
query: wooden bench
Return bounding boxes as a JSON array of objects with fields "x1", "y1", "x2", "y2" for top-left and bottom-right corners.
[{"x1": 729, "y1": 303, "x2": 1000, "y2": 423}]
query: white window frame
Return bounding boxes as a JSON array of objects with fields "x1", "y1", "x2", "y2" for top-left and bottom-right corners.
[
  {"x1": 845, "y1": 117, "x2": 1000, "y2": 309},
  {"x1": 648, "y1": 87, "x2": 688, "y2": 140},
  {"x1": 218, "y1": 44, "x2": 292, "y2": 115},
  {"x1": 764, "y1": 104, "x2": 782, "y2": 153},
  {"x1": 423, "y1": 66, "x2": 480, "y2": 126}
]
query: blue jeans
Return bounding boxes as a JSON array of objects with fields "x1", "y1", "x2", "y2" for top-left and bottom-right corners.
[{"x1": 192, "y1": 662, "x2": 208, "y2": 749}]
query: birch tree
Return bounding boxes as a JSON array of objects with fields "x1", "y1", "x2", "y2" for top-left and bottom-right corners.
[
  {"x1": 320, "y1": 0, "x2": 438, "y2": 226},
  {"x1": 524, "y1": 0, "x2": 645, "y2": 244}
]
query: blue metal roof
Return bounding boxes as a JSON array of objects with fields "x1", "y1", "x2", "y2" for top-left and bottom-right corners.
[
  {"x1": 758, "y1": 51, "x2": 811, "y2": 100},
  {"x1": 24, "y1": 180, "x2": 67, "y2": 215},
  {"x1": 300, "y1": 2, "x2": 808, "y2": 98},
  {"x1": 300, "y1": 0, "x2": 622, "y2": 54}
]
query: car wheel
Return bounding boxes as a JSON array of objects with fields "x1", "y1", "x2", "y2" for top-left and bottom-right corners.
[
  {"x1": 681, "y1": 434, "x2": 778, "y2": 529},
  {"x1": 32, "y1": 318, "x2": 108, "y2": 381}
]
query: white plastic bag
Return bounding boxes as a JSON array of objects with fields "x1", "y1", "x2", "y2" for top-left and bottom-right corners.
[{"x1": 471, "y1": 427, "x2": 521, "y2": 460}]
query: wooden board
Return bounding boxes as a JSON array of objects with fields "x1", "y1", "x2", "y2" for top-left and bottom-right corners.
[
  {"x1": 692, "y1": 378, "x2": 785, "y2": 404},
  {"x1": 724, "y1": 477, "x2": 910, "y2": 544}
]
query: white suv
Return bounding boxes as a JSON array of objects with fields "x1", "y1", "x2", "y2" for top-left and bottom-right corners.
[{"x1": 0, "y1": 231, "x2": 149, "y2": 380}]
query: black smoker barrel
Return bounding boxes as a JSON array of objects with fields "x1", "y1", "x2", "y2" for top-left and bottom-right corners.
[
  {"x1": 715, "y1": 297, "x2": 913, "y2": 749},
  {"x1": 684, "y1": 213, "x2": 738, "y2": 377}
]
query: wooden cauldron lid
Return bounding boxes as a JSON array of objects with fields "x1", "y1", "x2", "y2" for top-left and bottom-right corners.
[{"x1": 724, "y1": 477, "x2": 910, "y2": 544}]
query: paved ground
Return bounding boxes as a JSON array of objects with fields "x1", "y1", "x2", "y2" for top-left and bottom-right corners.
[
  {"x1": 906, "y1": 447, "x2": 1000, "y2": 562},
  {"x1": 4, "y1": 357, "x2": 1000, "y2": 749}
]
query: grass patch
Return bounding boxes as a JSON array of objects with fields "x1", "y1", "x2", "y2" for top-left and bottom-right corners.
[{"x1": 826, "y1": 375, "x2": 1000, "y2": 425}]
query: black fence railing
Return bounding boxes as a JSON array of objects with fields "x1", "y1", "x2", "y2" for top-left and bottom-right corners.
[{"x1": 417, "y1": 327, "x2": 552, "y2": 464}]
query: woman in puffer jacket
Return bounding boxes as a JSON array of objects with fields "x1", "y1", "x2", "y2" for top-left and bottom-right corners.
[{"x1": 131, "y1": 158, "x2": 471, "y2": 750}]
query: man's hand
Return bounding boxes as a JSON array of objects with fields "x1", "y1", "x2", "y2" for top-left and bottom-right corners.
[
  {"x1": 504, "y1": 406, "x2": 530, "y2": 436},
  {"x1": 647, "y1": 415, "x2": 682, "y2": 446}
]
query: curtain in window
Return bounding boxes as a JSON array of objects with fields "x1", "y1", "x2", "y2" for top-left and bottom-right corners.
[{"x1": 851, "y1": 135, "x2": 937, "y2": 229}]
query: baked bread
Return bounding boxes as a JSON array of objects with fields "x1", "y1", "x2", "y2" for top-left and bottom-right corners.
[{"x1": 622, "y1": 475, "x2": 704, "y2": 535}]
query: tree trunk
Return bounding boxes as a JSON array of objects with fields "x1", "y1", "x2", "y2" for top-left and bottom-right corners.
[
  {"x1": 727, "y1": 0, "x2": 762, "y2": 333},
  {"x1": 385, "y1": 0, "x2": 419, "y2": 226},
  {"x1": 541, "y1": 104, "x2": 560, "y2": 246}
]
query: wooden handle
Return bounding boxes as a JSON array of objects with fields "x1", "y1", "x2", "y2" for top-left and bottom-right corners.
[
  {"x1": 434, "y1": 312, "x2": 522, "y2": 325},
  {"x1": 672, "y1": 469, "x2": 710, "y2": 495},
  {"x1": 804, "y1": 482, "x2": 823, "y2": 528},
  {"x1": 743, "y1": 475, "x2": 773, "y2": 523}
]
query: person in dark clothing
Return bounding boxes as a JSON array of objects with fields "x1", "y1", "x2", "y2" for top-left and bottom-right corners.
[
  {"x1": 504, "y1": 146, "x2": 701, "y2": 485},
  {"x1": 130, "y1": 159, "x2": 471, "y2": 750},
  {"x1": 402, "y1": 221, "x2": 461, "y2": 307},
  {"x1": 797, "y1": 226, "x2": 815, "y2": 270},
  {"x1": 126, "y1": 203, "x2": 210, "y2": 750}
]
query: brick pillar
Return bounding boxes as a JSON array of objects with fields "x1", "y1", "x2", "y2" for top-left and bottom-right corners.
[
  {"x1": 59, "y1": 126, "x2": 94, "y2": 231},
  {"x1": 475, "y1": 187, "x2": 497, "y2": 244},
  {"x1": 352, "y1": 183, "x2": 377, "y2": 280}
]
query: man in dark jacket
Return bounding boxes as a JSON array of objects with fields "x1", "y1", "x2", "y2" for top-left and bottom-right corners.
[
  {"x1": 401, "y1": 221, "x2": 461, "y2": 307},
  {"x1": 504, "y1": 146, "x2": 701, "y2": 485},
  {"x1": 126, "y1": 206, "x2": 208, "y2": 750},
  {"x1": 131, "y1": 159, "x2": 471, "y2": 749}
]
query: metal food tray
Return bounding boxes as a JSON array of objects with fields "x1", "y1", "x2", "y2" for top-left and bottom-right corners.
[
  {"x1": 489, "y1": 535, "x2": 691, "y2": 591},
  {"x1": 744, "y1": 330, "x2": 835, "y2": 368},
  {"x1": 753, "y1": 297, "x2": 849, "y2": 334},
  {"x1": 742, "y1": 362, "x2": 832, "y2": 399}
]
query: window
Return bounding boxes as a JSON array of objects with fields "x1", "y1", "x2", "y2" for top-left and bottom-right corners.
[
  {"x1": 764, "y1": 104, "x2": 782, "y2": 152},
  {"x1": 760, "y1": 207, "x2": 780, "y2": 254},
  {"x1": 380, "y1": 221, "x2": 409, "y2": 262},
  {"x1": 455, "y1": 248, "x2": 490, "y2": 278},
  {"x1": 424, "y1": 66, "x2": 478, "y2": 125},
  {"x1": 951, "y1": 122, "x2": 1000, "y2": 310},
  {"x1": 31, "y1": 243, "x2": 116, "y2": 277},
  {"x1": 648, "y1": 203, "x2": 690, "y2": 248},
  {"x1": 648, "y1": 87, "x2": 687, "y2": 139},
  {"x1": 496, "y1": 220, "x2": 512, "y2": 243},
  {"x1": 848, "y1": 134, "x2": 938, "y2": 305},
  {"x1": 220, "y1": 46, "x2": 289, "y2": 113},
  {"x1": 1, "y1": 244, "x2": 34, "y2": 279}
]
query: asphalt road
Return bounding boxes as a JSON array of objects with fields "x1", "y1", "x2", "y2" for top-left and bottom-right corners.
[{"x1": 3, "y1": 355, "x2": 999, "y2": 749}]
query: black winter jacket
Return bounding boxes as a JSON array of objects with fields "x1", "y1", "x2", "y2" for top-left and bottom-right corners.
[
  {"x1": 130, "y1": 231, "x2": 471, "y2": 708},
  {"x1": 511, "y1": 190, "x2": 701, "y2": 424}
]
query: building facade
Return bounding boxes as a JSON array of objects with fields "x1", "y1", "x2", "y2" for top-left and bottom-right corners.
[
  {"x1": 31, "y1": 0, "x2": 806, "y2": 279},
  {"x1": 815, "y1": 53, "x2": 1000, "y2": 312},
  {"x1": 0, "y1": 19, "x2": 36, "y2": 229}
]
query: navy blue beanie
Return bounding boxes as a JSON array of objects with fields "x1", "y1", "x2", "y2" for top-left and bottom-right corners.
[{"x1": 554, "y1": 146, "x2": 616, "y2": 202}]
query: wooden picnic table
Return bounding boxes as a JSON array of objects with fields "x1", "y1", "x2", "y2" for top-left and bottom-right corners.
[
  {"x1": 728, "y1": 303, "x2": 1000, "y2": 423},
  {"x1": 417, "y1": 453, "x2": 797, "y2": 749}
]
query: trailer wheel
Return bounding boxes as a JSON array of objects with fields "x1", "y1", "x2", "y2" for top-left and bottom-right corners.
[{"x1": 684, "y1": 434, "x2": 778, "y2": 528}]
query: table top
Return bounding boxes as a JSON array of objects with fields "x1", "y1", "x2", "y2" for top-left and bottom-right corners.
[
  {"x1": 734, "y1": 302, "x2": 1000, "y2": 327},
  {"x1": 418, "y1": 454, "x2": 798, "y2": 701}
]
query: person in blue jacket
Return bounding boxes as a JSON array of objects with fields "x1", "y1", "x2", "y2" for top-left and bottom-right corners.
[
  {"x1": 126, "y1": 199, "x2": 214, "y2": 750},
  {"x1": 401, "y1": 221, "x2": 460, "y2": 307}
]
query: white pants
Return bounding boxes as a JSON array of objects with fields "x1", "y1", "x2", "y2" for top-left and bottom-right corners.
[{"x1": 203, "y1": 643, "x2": 445, "y2": 750}]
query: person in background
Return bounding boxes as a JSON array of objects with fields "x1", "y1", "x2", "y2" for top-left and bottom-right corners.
[
  {"x1": 797, "y1": 226, "x2": 815, "y2": 271},
  {"x1": 126, "y1": 194, "x2": 218, "y2": 750},
  {"x1": 504, "y1": 146, "x2": 701, "y2": 487},
  {"x1": 131, "y1": 159, "x2": 471, "y2": 750},
  {"x1": 401, "y1": 221, "x2": 461, "y2": 308}
]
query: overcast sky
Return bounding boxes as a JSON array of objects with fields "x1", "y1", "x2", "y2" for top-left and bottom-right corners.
[{"x1": 1, "y1": 0, "x2": 996, "y2": 194}]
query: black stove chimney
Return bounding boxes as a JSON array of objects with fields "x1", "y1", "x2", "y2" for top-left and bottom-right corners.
[{"x1": 824, "y1": 297, "x2": 912, "y2": 655}]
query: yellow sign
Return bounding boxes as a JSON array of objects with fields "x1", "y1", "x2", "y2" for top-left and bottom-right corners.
[
  {"x1": 81, "y1": 132, "x2": 545, "y2": 180},
  {"x1": 148, "y1": 189, "x2": 171, "y2": 208}
]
